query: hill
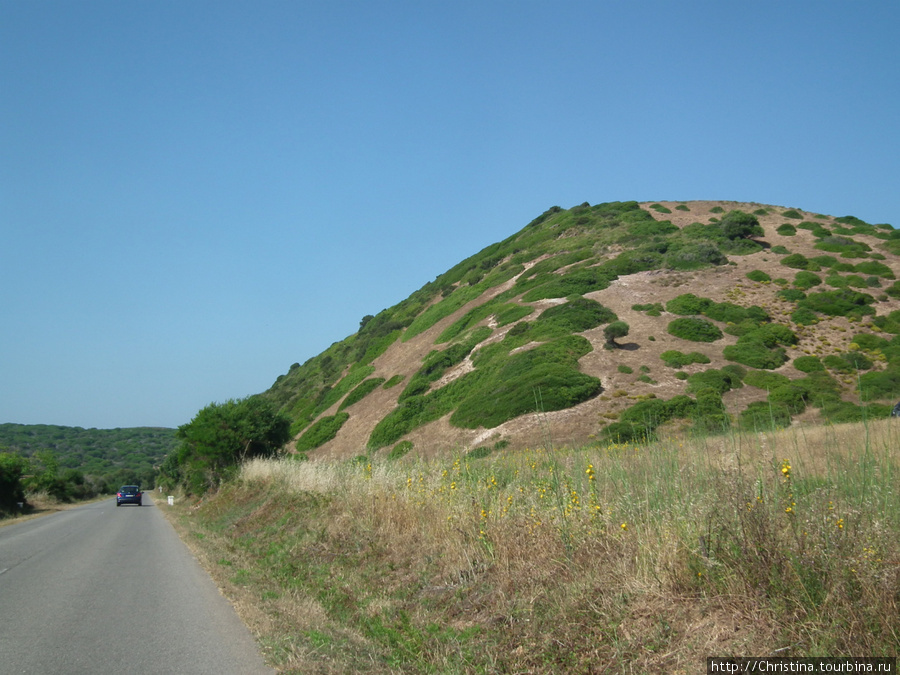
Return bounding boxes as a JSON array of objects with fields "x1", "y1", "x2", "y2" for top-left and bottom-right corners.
[
  {"x1": 262, "y1": 200, "x2": 900, "y2": 459},
  {"x1": 0, "y1": 423, "x2": 176, "y2": 490}
]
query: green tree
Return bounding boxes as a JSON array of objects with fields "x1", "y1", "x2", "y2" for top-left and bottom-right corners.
[
  {"x1": 166, "y1": 396, "x2": 291, "y2": 494},
  {"x1": 603, "y1": 321, "x2": 630, "y2": 349},
  {"x1": 720, "y1": 210, "x2": 764, "y2": 240},
  {"x1": 0, "y1": 451, "x2": 29, "y2": 514}
]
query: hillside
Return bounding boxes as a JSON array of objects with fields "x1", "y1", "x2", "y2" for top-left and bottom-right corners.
[{"x1": 262, "y1": 200, "x2": 900, "y2": 459}]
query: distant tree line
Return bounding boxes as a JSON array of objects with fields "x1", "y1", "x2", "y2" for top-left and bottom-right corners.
[{"x1": 0, "y1": 424, "x2": 179, "y2": 515}]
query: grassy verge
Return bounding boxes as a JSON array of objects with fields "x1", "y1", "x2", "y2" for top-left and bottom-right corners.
[{"x1": 160, "y1": 420, "x2": 900, "y2": 673}]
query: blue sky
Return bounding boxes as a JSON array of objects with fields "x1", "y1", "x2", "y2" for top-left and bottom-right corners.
[{"x1": 2, "y1": 1, "x2": 898, "y2": 429}]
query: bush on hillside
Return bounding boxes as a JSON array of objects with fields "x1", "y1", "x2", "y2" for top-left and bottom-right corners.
[
  {"x1": 686, "y1": 369, "x2": 741, "y2": 396},
  {"x1": 769, "y1": 384, "x2": 808, "y2": 415},
  {"x1": 743, "y1": 370, "x2": 791, "y2": 390},
  {"x1": 723, "y1": 337, "x2": 789, "y2": 370},
  {"x1": 664, "y1": 241, "x2": 729, "y2": 269},
  {"x1": 793, "y1": 271, "x2": 822, "y2": 290},
  {"x1": 660, "y1": 350, "x2": 711, "y2": 368},
  {"x1": 296, "y1": 413, "x2": 350, "y2": 453},
  {"x1": 739, "y1": 400, "x2": 792, "y2": 430},
  {"x1": 720, "y1": 210, "x2": 764, "y2": 240},
  {"x1": 854, "y1": 260, "x2": 895, "y2": 279},
  {"x1": 667, "y1": 317, "x2": 723, "y2": 342},
  {"x1": 858, "y1": 366, "x2": 900, "y2": 402},
  {"x1": 793, "y1": 355, "x2": 825, "y2": 373},
  {"x1": 777, "y1": 223, "x2": 797, "y2": 236},
  {"x1": 535, "y1": 297, "x2": 617, "y2": 335},
  {"x1": 781, "y1": 253, "x2": 818, "y2": 271},
  {"x1": 666, "y1": 294, "x2": 711, "y2": 315},
  {"x1": 603, "y1": 395, "x2": 696, "y2": 443},
  {"x1": 339, "y1": 377, "x2": 387, "y2": 411},
  {"x1": 798, "y1": 289, "x2": 876, "y2": 320}
]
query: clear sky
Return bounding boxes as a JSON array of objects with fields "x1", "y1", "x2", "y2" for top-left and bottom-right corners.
[{"x1": 2, "y1": 1, "x2": 898, "y2": 430}]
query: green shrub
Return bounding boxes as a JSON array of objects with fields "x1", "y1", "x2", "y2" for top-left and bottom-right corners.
[
  {"x1": 383, "y1": 375, "x2": 405, "y2": 389},
  {"x1": 769, "y1": 384, "x2": 808, "y2": 414},
  {"x1": 782, "y1": 209, "x2": 803, "y2": 219},
  {"x1": 776, "y1": 223, "x2": 797, "y2": 236},
  {"x1": 666, "y1": 293, "x2": 712, "y2": 315},
  {"x1": 739, "y1": 401, "x2": 792, "y2": 430},
  {"x1": 691, "y1": 390, "x2": 730, "y2": 433},
  {"x1": 743, "y1": 370, "x2": 791, "y2": 390},
  {"x1": 809, "y1": 255, "x2": 838, "y2": 269},
  {"x1": 798, "y1": 221, "x2": 832, "y2": 238},
  {"x1": 841, "y1": 351, "x2": 873, "y2": 371},
  {"x1": 793, "y1": 355, "x2": 824, "y2": 373},
  {"x1": 686, "y1": 368, "x2": 741, "y2": 395},
  {"x1": 781, "y1": 253, "x2": 817, "y2": 270},
  {"x1": 746, "y1": 270, "x2": 771, "y2": 282},
  {"x1": 650, "y1": 203, "x2": 672, "y2": 213},
  {"x1": 667, "y1": 317, "x2": 723, "y2": 342},
  {"x1": 777, "y1": 288, "x2": 806, "y2": 302},
  {"x1": 660, "y1": 350, "x2": 711, "y2": 368},
  {"x1": 709, "y1": 206, "x2": 725, "y2": 213},
  {"x1": 724, "y1": 340, "x2": 788, "y2": 369},
  {"x1": 814, "y1": 235, "x2": 871, "y2": 255},
  {"x1": 722, "y1": 325, "x2": 795, "y2": 370},
  {"x1": 824, "y1": 272, "x2": 848, "y2": 289},
  {"x1": 854, "y1": 260, "x2": 895, "y2": 279},
  {"x1": 771, "y1": 245, "x2": 791, "y2": 255},
  {"x1": 791, "y1": 307, "x2": 820, "y2": 325},
  {"x1": 822, "y1": 355, "x2": 853, "y2": 374},
  {"x1": 339, "y1": 378, "x2": 387, "y2": 411},
  {"x1": 617, "y1": 364, "x2": 633, "y2": 374},
  {"x1": 451, "y1": 336, "x2": 601, "y2": 430},
  {"x1": 676, "y1": 204, "x2": 690, "y2": 211},
  {"x1": 387, "y1": 440, "x2": 413, "y2": 460},
  {"x1": 521, "y1": 267, "x2": 614, "y2": 301},
  {"x1": 495, "y1": 304, "x2": 534, "y2": 326},
  {"x1": 720, "y1": 210, "x2": 764, "y2": 240},
  {"x1": 663, "y1": 242, "x2": 728, "y2": 270},
  {"x1": 603, "y1": 395, "x2": 697, "y2": 443},
  {"x1": 632, "y1": 302, "x2": 664, "y2": 316},
  {"x1": 793, "y1": 271, "x2": 822, "y2": 290},
  {"x1": 858, "y1": 366, "x2": 900, "y2": 402},
  {"x1": 534, "y1": 297, "x2": 617, "y2": 336},
  {"x1": 851, "y1": 333, "x2": 889, "y2": 351},
  {"x1": 296, "y1": 413, "x2": 349, "y2": 452},
  {"x1": 798, "y1": 289, "x2": 876, "y2": 319}
]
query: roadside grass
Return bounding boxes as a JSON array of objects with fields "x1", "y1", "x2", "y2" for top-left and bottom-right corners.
[{"x1": 163, "y1": 419, "x2": 900, "y2": 673}]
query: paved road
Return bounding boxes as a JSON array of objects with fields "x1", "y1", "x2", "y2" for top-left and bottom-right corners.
[{"x1": 0, "y1": 497, "x2": 273, "y2": 675}]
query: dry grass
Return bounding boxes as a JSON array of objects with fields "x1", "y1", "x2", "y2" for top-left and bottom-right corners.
[{"x1": 168, "y1": 419, "x2": 900, "y2": 673}]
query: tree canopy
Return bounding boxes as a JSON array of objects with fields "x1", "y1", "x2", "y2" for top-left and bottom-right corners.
[{"x1": 161, "y1": 396, "x2": 291, "y2": 494}]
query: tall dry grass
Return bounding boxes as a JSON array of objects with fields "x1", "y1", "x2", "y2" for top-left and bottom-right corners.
[{"x1": 221, "y1": 419, "x2": 899, "y2": 671}]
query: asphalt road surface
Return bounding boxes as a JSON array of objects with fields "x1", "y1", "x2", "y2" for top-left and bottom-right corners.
[{"x1": 0, "y1": 497, "x2": 273, "y2": 675}]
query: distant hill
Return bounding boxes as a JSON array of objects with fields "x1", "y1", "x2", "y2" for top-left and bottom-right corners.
[
  {"x1": 260, "y1": 200, "x2": 900, "y2": 459},
  {"x1": 0, "y1": 423, "x2": 177, "y2": 488}
]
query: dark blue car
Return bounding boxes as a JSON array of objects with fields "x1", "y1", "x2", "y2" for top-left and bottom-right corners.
[{"x1": 116, "y1": 485, "x2": 142, "y2": 507}]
